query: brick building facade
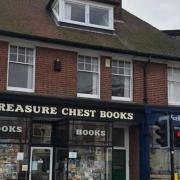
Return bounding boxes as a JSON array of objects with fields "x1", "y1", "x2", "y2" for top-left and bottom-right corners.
[{"x1": 0, "y1": 1, "x2": 180, "y2": 180}]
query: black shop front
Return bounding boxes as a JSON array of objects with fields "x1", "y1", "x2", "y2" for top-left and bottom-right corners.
[{"x1": 0, "y1": 93, "x2": 143, "y2": 180}]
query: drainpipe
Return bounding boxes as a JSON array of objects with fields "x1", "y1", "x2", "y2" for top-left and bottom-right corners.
[
  {"x1": 141, "y1": 56, "x2": 151, "y2": 180},
  {"x1": 143, "y1": 57, "x2": 151, "y2": 104}
]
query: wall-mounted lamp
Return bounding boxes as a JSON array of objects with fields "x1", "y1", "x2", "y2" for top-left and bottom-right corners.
[{"x1": 54, "y1": 58, "x2": 61, "y2": 72}]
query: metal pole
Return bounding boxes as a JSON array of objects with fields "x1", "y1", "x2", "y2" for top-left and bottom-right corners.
[{"x1": 169, "y1": 116, "x2": 175, "y2": 180}]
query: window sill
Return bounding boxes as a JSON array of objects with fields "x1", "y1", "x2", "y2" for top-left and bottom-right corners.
[
  {"x1": 112, "y1": 96, "x2": 132, "y2": 102},
  {"x1": 168, "y1": 101, "x2": 180, "y2": 106},
  {"x1": 77, "y1": 93, "x2": 100, "y2": 99},
  {"x1": 7, "y1": 87, "x2": 34, "y2": 93}
]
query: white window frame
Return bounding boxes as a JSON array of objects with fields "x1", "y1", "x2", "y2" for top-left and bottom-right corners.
[
  {"x1": 7, "y1": 44, "x2": 36, "y2": 93},
  {"x1": 77, "y1": 55, "x2": 100, "y2": 99},
  {"x1": 111, "y1": 59, "x2": 133, "y2": 101},
  {"x1": 57, "y1": 0, "x2": 114, "y2": 30},
  {"x1": 168, "y1": 63, "x2": 180, "y2": 105},
  {"x1": 52, "y1": 0, "x2": 60, "y2": 18}
]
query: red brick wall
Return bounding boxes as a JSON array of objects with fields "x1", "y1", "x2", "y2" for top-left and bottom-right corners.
[
  {"x1": 133, "y1": 61, "x2": 168, "y2": 105},
  {"x1": 0, "y1": 41, "x2": 169, "y2": 105},
  {"x1": 100, "y1": 56, "x2": 112, "y2": 101},
  {"x1": 0, "y1": 41, "x2": 8, "y2": 91},
  {"x1": 133, "y1": 61, "x2": 144, "y2": 104},
  {"x1": 129, "y1": 125, "x2": 139, "y2": 180},
  {"x1": 35, "y1": 47, "x2": 77, "y2": 97},
  {"x1": 146, "y1": 63, "x2": 167, "y2": 105}
]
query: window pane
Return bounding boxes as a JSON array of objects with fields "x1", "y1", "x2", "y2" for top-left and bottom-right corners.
[
  {"x1": 26, "y1": 56, "x2": 33, "y2": 64},
  {"x1": 18, "y1": 47, "x2": 25, "y2": 55},
  {"x1": 8, "y1": 63, "x2": 33, "y2": 89},
  {"x1": 26, "y1": 48, "x2": 33, "y2": 56},
  {"x1": 65, "y1": 3, "x2": 85, "y2": 22},
  {"x1": 0, "y1": 144, "x2": 29, "y2": 179},
  {"x1": 0, "y1": 118, "x2": 30, "y2": 143},
  {"x1": 10, "y1": 46, "x2": 17, "y2": 54},
  {"x1": 112, "y1": 75, "x2": 130, "y2": 97},
  {"x1": 9, "y1": 54, "x2": 17, "y2": 62},
  {"x1": 68, "y1": 147, "x2": 111, "y2": 180},
  {"x1": 90, "y1": 6, "x2": 109, "y2": 26},
  {"x1": 77, "y1": 71, "x2": 93, "y2": 94},
  {"x1": 18, "y1": 54, "x2": 25, "y2": 63},
  {"x1": 78, "y1": 62, "x2": 84, "y2": 70},
  {"x1": 85, "y1": 63, "x2": 91, "y2": 71}
]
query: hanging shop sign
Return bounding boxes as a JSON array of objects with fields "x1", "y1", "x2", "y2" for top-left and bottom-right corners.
[{"x1": 0, "y1": 102, "x2": 135, "y2": 121}]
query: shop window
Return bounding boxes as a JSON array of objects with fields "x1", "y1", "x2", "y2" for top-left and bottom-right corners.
[
  {"x1": 7, "y1": 45, "x2": 35, "y2": 92},
  {"x1": 0, "y1": 118, "x2": 30, "y2": 143},
  {"x1": 32, "y1": 123, "x2": 52, "y2": 144},
  {"x1": 52, "y1": 0, "x2": 114, "y2": 30},
  {"x1": 0, "y1": 144, "x2": 29, "y2": 180},
  {"x1": 69, "y1": 121, "x2": 112, "y2": 146},
  {"x1": 168, "y1": 65, "x2": 180, "y2": 105},
  {"x1": 112, "y1": 59, "x2": 132, "y2": 101},
  {"x1": 68, "y1": 147, "x2": 112, "y2": 180},
  {"x1": 77, "y1": 55, "x2": 100, "y2": 98},
  {"x1": 149, "y1": 124, "x2": 171, "y2": 179}
]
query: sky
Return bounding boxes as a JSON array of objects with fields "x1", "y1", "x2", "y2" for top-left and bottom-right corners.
[{"x1": 122, "y1": 0, "x2": 180, "y2": 30}]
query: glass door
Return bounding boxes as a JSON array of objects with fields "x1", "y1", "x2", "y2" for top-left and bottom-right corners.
[
  {"x1": 112, "y1": 149, "x2": 126, "y2": 180},
  {"x1": 29, "y1": 147, "x2": 53, "y2": 180}
]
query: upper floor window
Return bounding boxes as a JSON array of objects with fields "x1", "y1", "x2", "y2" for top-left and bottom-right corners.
[
  {"x1": 111, "y1": 59, "x2": 132, "y2": 101},
  {"x1": 168, "y1": 65, "x2": 180, "y2": 105},
  {"x1": 52, "y1": 0, "x2": 114, "y2": 30},
  {"x1": 77, "y1": 55, "x2": 100, "y2": 98},
  {"x1": 7, "y1": 45, "x2": 35, "y2": 92}
]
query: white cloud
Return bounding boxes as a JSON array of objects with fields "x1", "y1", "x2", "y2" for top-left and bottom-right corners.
[{"x1": 122, "y1": 0, "x2": 180, "y2": 30}]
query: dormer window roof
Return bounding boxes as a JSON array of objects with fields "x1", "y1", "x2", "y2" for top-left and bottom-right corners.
[{"x1": 52, "y1": 0, "x2": 114, "y2": 30}]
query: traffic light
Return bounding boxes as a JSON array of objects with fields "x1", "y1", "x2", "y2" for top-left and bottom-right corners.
[
  {"x1": 155, "y1": 119, "x2": 168, "y2": 147},
  {"x1": 174, "y1": 129, "x2": 180, "y2": 147}
]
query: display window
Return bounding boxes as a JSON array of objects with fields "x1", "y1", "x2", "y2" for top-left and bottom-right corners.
[
  {"x1": 67, "y1": 147, "x2": 112, "y2": 180},
  {"x1": 0, "y1": 144, "x2": 29, "y2": 180},
  {"x1": 0, "y1": 117, "x2": 30, "y2": 143},
  {"x1": 149, "y1": 124, "x2": 171, "y2": 180},
  {"x1": 69, "y1": 121, "x2": 112, "y2": 146}
]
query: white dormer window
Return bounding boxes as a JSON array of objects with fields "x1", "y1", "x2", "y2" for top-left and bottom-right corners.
[{"x1": 52, "y1": 0, "x2": 114, "y2": 30}]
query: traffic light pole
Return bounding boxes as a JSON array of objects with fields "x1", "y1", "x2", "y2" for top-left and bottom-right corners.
[{"x1": 169, "y1": 117, "x2": 175, "y2": 180}]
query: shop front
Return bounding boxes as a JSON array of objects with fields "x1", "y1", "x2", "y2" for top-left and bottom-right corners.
[
  {"x1": 141, "y1": 106, "x2": 180, "y2": 180},
  {"x1": 0, "y1": 94, "x2": 143, "y2": 180}
]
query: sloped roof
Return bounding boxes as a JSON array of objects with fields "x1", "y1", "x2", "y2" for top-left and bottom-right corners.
[{"x1": 1, "y1": 0, "x2": 180, "y2": 60}]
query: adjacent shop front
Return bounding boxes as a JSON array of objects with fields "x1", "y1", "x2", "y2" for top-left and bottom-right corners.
[
  {"x1": 142, "y1": 106, "x2": 180, "y2": 180},
  {"x1": 0, "y1": 93, "x2": 143, "y2": 180}
]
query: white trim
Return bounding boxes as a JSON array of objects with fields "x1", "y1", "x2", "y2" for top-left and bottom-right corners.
[
  {"x1": 58, "y1": 0, "x2": 114, "y2": 30},
  {"x1": 29, "y1": 147, "x2": 53, "y2": 180},
  {"x1": 7, "y1": 43, "x2": 36, "y2": 93}
]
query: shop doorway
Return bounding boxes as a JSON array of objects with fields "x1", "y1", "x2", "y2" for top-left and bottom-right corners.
[
  {"x1": 112, "y1": 148, "x2": 126, "y2": 180},
  {"x1": 29, "y1": 147, "x2": 53, "y2": 180}
]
